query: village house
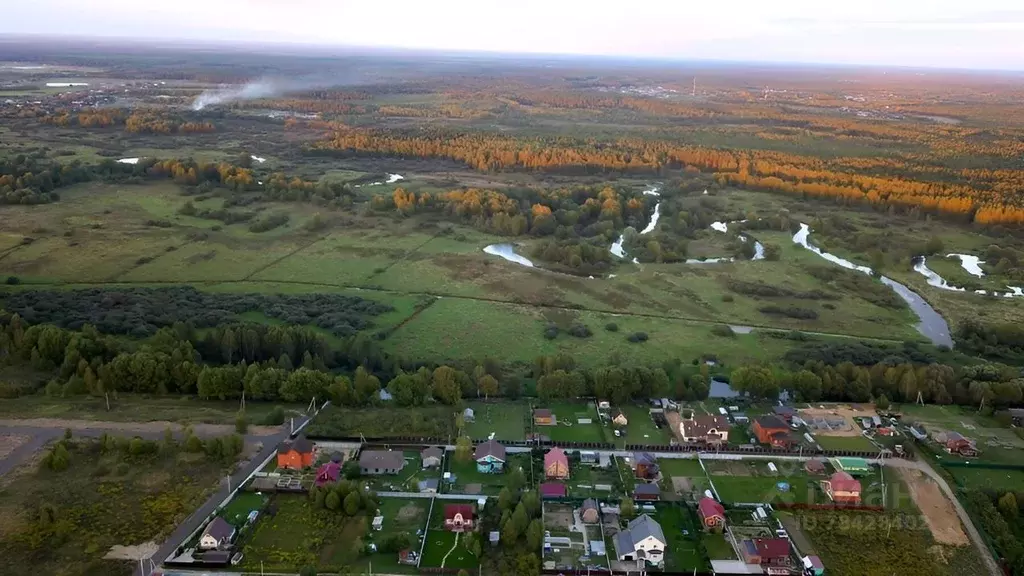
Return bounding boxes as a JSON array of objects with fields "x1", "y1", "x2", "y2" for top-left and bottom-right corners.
[
  {"x1": 632, "y1": 452, "x2": 659, "y2": 480},
  {"x1": 945, "y1": 431, "x2": 980, "y2": 457},
  {"x1": 544, "y1": 447, "x2": 570, "y2": 480},
  {"x1": 276, "y1": 436, "x2": 314, "y2": 470},
  {"x1": 359, "y1": 450, "x2": 406, "y2": 475},
  {"x1": 534, "y1": 409, "x2": 556, "y2": 426},
  {"x1": 540, "y1": 482, "x2": 567, "y2": 499},
  {"x1": 421, "y1": 446, "x2": 444, "y2": 468},
  {"x1": 443, "y1": 504, "x2": 475, "y2": 532},
  {"x1": 474, "y1": 439, "x2": 506, "y2": 473},
  {"x1": 199, "y1": 517, "x2": 236, "y2": 551},
  {"x1": 614, "y1": 514, "x2": 666, "y2": 566},
  {"x1": 804, "y1": 458, "x2": 826, "y2": 475},
  {"x1": 753, "y1": 416, "x2": 792, "y2": 447},
  {"x1": 697, "y1": 497, "x2": 726, "y2": 531},
  {"x1": 821, "y1": 471, "x2": 862, "y2": 504},
  {"x1": 612, "y1": 410, "x2": 629, "y2": 427},
  {"x1": 679, "y1": 414, "x2": 730, "y2": 444},
  {"x1": 633, "y1": 482, "x2": 661, "y2": 501},
  {"x1": 315, "y1": 461, "x2": 341, "y2": 487},
  {"x1": 579, "y1": 498, "x2": 600, "y2": 524},
  {"x1": 741, "y1": 538, "x2": 792, "y2": 574},
  {"x1": 773, "y1": 406, "x2": 796, "y2": 422}
]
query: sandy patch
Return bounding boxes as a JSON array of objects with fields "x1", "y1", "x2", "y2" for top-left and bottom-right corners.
[
  {"x1": 0, "y1": 418, "x2": 279, "y2": 437},
  {"x1": 0, "y1": 434, "x2": 30, "y2": 460},
  {"x1": 799, "y1": 405, "x2": 875, "y2": 437},
  {"x1": 672, "y1": 476, "x2": 693, "y2": 494},
  {"x1": 104, "y1": 541, "x2": 158, "y2": 560},
  {"x1": 397, "y1": 503, "x2": 423, "y2": 522},
  {"x1": 665, "y1": 411, "x2": 684, "y2": 443},
  {"x1": 898, "y1": 468, "x2": 968, "y2": 546}
]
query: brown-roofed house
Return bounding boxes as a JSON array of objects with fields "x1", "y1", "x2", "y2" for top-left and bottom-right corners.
[
  {"x1": 359, "y1": 450, "x2": 407, "y2": 475},
  {"x1": 753, "y1": 415, "x2": 791, "y2": 447},
  {"x1": 945, "y1": 432, "x2": 979, "y2": 457},
  {"x1": 277, "y1": 436, "x2": 314, "y2": 470},
  {"x1": 680, "y1": 414, "x2": 730, "y2": 444},
  {"x1": 804, "y1": 458, "x2": 826, "y2": 475},
  {"x1": 580, "y1": 498, "x2": 600, "y2": 524},
  {"x1": 742, "y1": 538, "x2": 791, "y2": 569},
  {"x1": 534, "y1": 409, "x2": 555, "y2": 426}
]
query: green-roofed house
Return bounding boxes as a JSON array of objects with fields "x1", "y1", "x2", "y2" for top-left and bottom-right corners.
[{"x1": 830, "y1": 457, "x2": 871, "y2": 476}]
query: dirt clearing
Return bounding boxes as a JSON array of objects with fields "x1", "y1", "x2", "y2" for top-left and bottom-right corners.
[
  {"x1": 0, "y1": 435, "x2": 29, "y2": 460},
  {"x1": 104, "y1": 541, "x2": 159, "y2": 560},
  {"x1": 799, "y1": 405, "x2": 874, "y2": 437},
  {"x1": 898, "y1": 468, "x2": 969, "y2": 546}
]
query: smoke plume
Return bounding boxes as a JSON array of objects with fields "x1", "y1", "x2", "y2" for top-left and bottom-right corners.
[{"x1": 190, "y1": 72, "x2": 371, "y2": 111}]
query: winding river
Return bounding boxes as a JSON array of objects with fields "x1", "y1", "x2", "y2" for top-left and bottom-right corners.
[
  {"x1": 793, "y1": 224, "x2": 953, "y2": 348},
  {"x1": 912, "y1": 255, "x2": 1023, "y2": 298}
]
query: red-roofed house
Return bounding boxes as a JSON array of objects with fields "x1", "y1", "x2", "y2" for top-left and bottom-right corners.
[
  {"x1": 697, "y1": 497, "x2": 726, "y2": 531},
  {"x1": 544, "y1": 447, "x2": 570, "y2": 480},
  {"x1": 742, "y1": 538, "x2": 792, "y2": 573},
  {"x1": 821, "y1": 471, "x2": 861, "y2": 504},
  {"x1": 276, "y1": 436, "x2": 314, "y2": 470},
  {"x1": 540, "y1": 482, "x2": 567, "y2": 499},
  {"x1": 443, "y1": 504, "x2": 475, "y2": 533},
  {"x1": 315, "y1": 461, "x2": 341, "y2": 487}
]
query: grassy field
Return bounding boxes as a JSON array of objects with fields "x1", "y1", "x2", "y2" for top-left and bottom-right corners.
[
  {"x1": 219, "y1": 492, "x2": 268, "y2": 527},
  {"x1": 0, "y1": 393, "x2": 302, "y2": 426},
  {"x1": 702, "y1": 532, "x2": 737, "y2": 560},
  {"x1": 794, "y1": 509, "x2": 987, "y2": 576},
  {"x1": 0, "y1": 439, "x2": 235, "y2": 576},
  {"x1": 239, "y1": 495, "x2": 358, "y2": 573},
  {"x1": 901, "y1": 404, "x2": 1024, "y2": 464},
  {"x1": 946, "y1": 466, "x2": 1024, "y2": 491},
  {"x1": 463, "y1": 401, "x2": 530, "y2": 441}
]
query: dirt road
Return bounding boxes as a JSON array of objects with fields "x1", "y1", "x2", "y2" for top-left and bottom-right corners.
[{"x1": 885, "y1": 458, "x2": 1000, "y2": 576}]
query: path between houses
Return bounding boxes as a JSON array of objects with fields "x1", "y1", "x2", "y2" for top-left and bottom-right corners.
[{"x1": 440, "y1": 531, "x2": 460, "y2": 568}]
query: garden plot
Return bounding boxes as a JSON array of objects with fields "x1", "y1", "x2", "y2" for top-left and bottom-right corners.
[
  {"x1": 360, "y1": 450, "x2": 440, "y2": 492},
  {"x1": 654, "y1": 505, "x2": 709, "y2": 572},
  {"x1": 463, "y1": 401, "x2": 530, "y2": 441},
  {"x1": 419, "y1": 503, "x2": 480, "y2": 570},
  {"x1": 800, "y1": 406, "x2": 875, "y2": 438},
  {"x1": 447, "y1": 453, "x2": 532, "y2": 495},
  {"x1": 565, "y1": 461, "x2": 621, "y2": 499},
  {"x1": 543, "y1": 503, "x2": 590, "y2": 570},
  {"x1": 541, "y1": 402, "x2": 606, "y2": 443},
  {"x1": 704, "y1": 459, "x2": 816, "y2": 505},
  {"x1": 903, "y1": 404, "x2": 1024, "y2": 465}
]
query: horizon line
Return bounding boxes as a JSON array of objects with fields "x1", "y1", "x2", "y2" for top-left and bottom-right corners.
[{"x1": 2, "y1": 33, "x2": 1023, "y2": 75}]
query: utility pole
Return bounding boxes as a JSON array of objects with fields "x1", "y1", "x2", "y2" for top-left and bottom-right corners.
[
  {"x1": 692, "y1": 77, "x2": 696, "y2": 97},
  {"x1": 226, "y1": 474, "x2": 232, "y2": 493}
]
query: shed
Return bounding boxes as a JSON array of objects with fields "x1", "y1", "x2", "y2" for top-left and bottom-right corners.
[
  {"x1": 803, "y1": 555, "x2": 825, "y2": 576},
  {"x1": 633, "y1": 482, "x2": 661, "y2": 501},
  {"x1": 463, "y1": 407, "x2": 475, "y2": 423}
]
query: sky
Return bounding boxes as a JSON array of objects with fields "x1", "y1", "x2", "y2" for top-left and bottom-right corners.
[{"x1": 4, "y1": 0, "x2": 1024, "y2": 70}]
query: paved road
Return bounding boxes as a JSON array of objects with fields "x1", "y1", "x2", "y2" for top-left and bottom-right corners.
[{"x1": 883, "y1": 457, "x2": 1001, "y2": 576}]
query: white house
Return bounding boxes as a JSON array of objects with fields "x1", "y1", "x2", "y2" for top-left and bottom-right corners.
[
  {"x1": 614, "y1": 514, "x2": 666, "y2": 566},
  {"x1": 199, "y1": 517, "x2": 236, "y2": 550}
]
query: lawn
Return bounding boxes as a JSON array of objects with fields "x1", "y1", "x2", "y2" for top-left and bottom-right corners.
[
  {"x1": 420, "y1": 504, "x2": 480, "y2": 569},
  {"x1": 306, "y1": 405, "x2": 453, "y2": 439},
  {"x1": 0, "y1": 437, "x2": 236, "y2": 576},
  {"x1": 658, "y1": 458, "x2": 711, "y2": 495},
  {"x1": 654, "y1": 505, "x2": 709, "y2": 572},
  {"x1": 463, "y1": 400, "x2": 530, "y2": 441},
  {"x1": 814, "y1": 434, "x2": 878, "y2": 452},
  {"x1": 615, "y1": 405, "x2": 674, "y2": 447},
  {"x1": 705, "y1": 459, "x2": 815, "y2": 505},
  {"x1": 702, "y1": 532, "x2": 737, "y2": 560},
  {"x1": 220, "y1": 492, "x2": 269, "y2": 528},
  {"x1": 540, "y1": 402, "x2": 606, "y2": 443},
  {"x1": 565, "y1": 461, "x2": 622, "y2": 498}
]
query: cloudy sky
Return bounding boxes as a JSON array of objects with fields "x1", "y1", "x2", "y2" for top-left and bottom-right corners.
[{"x1": 5, "y1": 0, "x2": 1024, "y2": 70}]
